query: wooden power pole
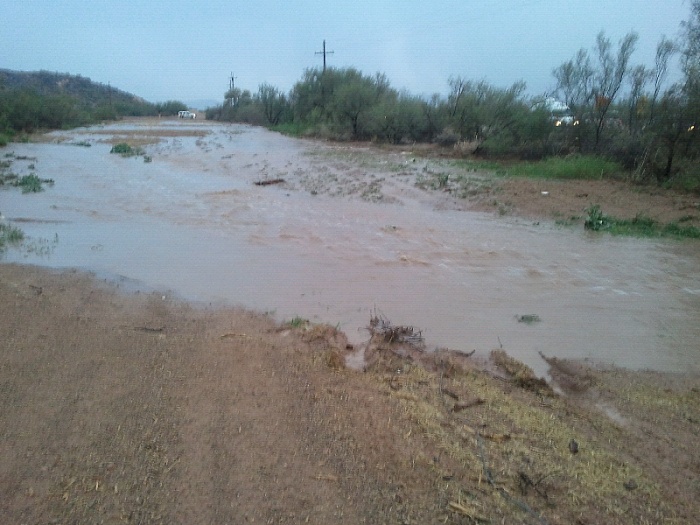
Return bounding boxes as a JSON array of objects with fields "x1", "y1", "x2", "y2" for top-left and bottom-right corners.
[{"x1": 315, "y1": 40, "x2": 334, "y2": 71}]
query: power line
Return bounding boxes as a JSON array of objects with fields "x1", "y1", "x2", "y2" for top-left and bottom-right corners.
[{"x1": 315, "y1": 40, "x2": 334, "y2": 71}]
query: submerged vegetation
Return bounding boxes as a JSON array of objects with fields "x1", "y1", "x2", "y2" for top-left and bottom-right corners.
[
  {"x1": 0, "y1": 222, "x2": 24, "y2": 250},
  {"x1": 1, "y1": 153, "x2": 53, "y2": 192},
  {"x1": 13, "y1": 173, "x2": 54, "y2": 193}
]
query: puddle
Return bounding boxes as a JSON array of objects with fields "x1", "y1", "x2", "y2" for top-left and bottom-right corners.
[{"x1": 3, "y1": 119, "x2": 700, "y2": 377}]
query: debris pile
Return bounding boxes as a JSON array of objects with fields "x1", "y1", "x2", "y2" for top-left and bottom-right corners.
[{"x1": 369, "y1": 312, "x2": 424, "y2": 346}]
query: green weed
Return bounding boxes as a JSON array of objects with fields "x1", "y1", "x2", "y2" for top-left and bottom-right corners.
[
  {"x1": 585, "y1": 204, "x2": 700, "y2": 239},
  {"x1": 662, "y1": 221, "x2": 700, "y2": 239},
  {"x1": 288, "y1": 316, "x2": 309, "y2": 328},
  {"x1": 508, "y1": 155, "x2": 621, "y2": 180}
]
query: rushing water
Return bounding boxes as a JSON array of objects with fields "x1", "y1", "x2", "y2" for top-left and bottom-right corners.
[{"x1": 3, "y1": 119, "x2": 700, "y2": 377}]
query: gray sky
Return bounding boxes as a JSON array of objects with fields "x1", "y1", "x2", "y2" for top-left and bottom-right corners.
[{"x1": 1, "y1": 1, "x2": 691, "y2": 105}]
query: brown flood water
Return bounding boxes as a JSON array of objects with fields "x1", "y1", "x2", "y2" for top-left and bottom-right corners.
[{"x1": 3, "y1": 119, "x2": 699, "y2": 376}]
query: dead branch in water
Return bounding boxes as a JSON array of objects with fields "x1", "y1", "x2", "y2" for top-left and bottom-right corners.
[{"x1": 254, "y1": 178, "x2": 285, "y2": 186}]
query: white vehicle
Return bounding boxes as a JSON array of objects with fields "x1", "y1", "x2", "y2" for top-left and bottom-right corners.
[
  {"x1": 535, "y1": 97, "x2": 579, "y2": 126},
  {"x1": 178, "y1": 110, "x2": 196, "y2": 119}
]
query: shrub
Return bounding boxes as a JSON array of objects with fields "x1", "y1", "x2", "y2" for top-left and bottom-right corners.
[
  {"x1": 110, "y1": 143, "x2": 144, "y2": 157},
  {"x1": 584, "y1": 205, "x2": 609, "y2": 231},
  {"x1": 435, "y1": 127, "x2": 460, "y2": 147}
]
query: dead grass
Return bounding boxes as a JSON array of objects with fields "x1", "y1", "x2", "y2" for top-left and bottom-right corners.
[{"x1": 359, "y1": 339, "x2": 684, "y2": 524}]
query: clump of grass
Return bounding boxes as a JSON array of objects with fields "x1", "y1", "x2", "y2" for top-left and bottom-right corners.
[
  {"x1": 509, "y1": 155, "x2": 621, "y2": 180},
  {"x1": 110, "y1": 142, "x2": 145, "y2": 157},
  {"x1": 288, "y1": 316, "x2": 309, "y2": 328},
  {"x1": 0, "y1": 222, "x2": 24, "y2": 250},
  {"x1": 585, "y1": 204, "x2": 700, "y2": 239}
]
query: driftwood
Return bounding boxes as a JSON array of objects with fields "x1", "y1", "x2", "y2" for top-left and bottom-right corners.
[
  {"x1": 313, "y1": 474, "x2": 338, "y2": 482},
  {"x1": 254, "y1": 178, "x2": 285, "y2": 186},
  {"x1": 448, "y1": 500, "x2": 487, "y2": 520},
  {"x1": 132, "y1": 326, "x2": 164, "y2": 333},
  {"x1": 220, "y1": 332, "x2": 249, "y2": 339},
  {"x1": 453, "y1": 398, "x2": 485, "y2": 412}
]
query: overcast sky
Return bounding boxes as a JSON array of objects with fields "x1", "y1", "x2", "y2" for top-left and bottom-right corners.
[{"x1": 1, "y1": 1, "x2": 692, "y2": 106}]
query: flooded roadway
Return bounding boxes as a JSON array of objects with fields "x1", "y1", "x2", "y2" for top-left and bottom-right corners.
[{"x1": 2, "y1": 119, "x2": 699, "y2": 376}]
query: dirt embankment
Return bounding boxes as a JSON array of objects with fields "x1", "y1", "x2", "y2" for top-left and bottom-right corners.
[{"x1": 1, "y1": 263, "x2": 699, "y2": 524}]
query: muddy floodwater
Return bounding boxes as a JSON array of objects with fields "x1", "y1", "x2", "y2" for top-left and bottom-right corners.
[{"x1": 3, "y1": 119, "x2": 700, "y2": 376}]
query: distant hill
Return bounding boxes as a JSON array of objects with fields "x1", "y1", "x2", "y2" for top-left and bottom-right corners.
[{"x1": 0, "y1": 69, "x2": 150, "y2": 109}]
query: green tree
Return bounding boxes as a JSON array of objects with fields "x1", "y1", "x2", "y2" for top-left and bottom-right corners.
[
  {"x1": 256, "y1": 83, "x2": 288, "y2": 125},
  {"x1": 155, "y1": 100, "x2": 188, "y2": 116}
]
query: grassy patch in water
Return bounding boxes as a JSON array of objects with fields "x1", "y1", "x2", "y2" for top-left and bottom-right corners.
[
  {"x1": 110, "y1": 142, "x2": 145, "y2": 157},
  {"x1": 0, "y1": 222, "x2": 24, "y2": 250},
  {"x1": 13, "y1": 174, "x2": 55, "y2": 193},
  {"x1": 584, "y1": 204, "x2": 700, "y2": 239}
]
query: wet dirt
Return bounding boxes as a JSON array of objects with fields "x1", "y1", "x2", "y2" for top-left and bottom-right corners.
[{"x1": 2, "y1": 117, "x2": 700, "y2": 377}]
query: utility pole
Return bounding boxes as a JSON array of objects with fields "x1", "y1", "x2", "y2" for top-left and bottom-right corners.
[
  {"x1": 315, "y1": 40, "x2": 334, "y2": 72},
  {"x1": 227, "y1": 72, "x2": 237, "y2": 107}
]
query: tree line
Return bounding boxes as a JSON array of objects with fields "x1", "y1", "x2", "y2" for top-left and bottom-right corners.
[
  {"x1": 0, "y1": 70, "x2": 188, "y2": 145},
  {"x1": 209, "y1": 2, "x2": 700, "y2": 189}
]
